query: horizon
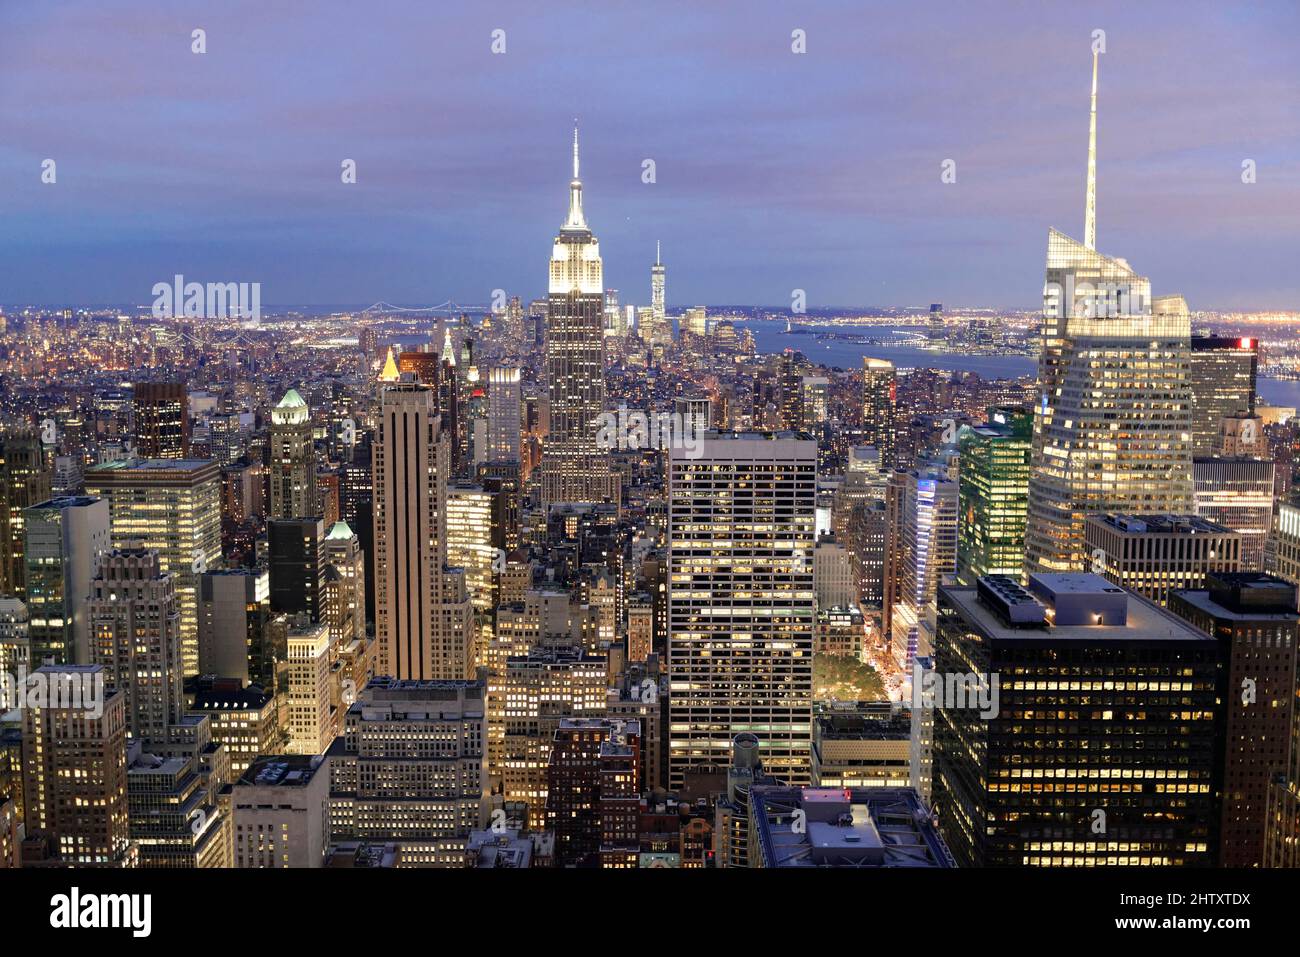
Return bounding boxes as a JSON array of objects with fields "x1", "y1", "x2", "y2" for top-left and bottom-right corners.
[{"x1": 2, "y1": 1, "x2": 1298, "y2": 311}]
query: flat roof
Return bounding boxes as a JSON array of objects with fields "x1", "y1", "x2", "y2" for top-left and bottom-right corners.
[
  {"x1": 1089, "y1": 513, "x2": 1234, "y2": 535},
  {"x1": 1172, "y1": 589, "x2": 1300, "y2": 623},
  {"x1": 941, "y1": 583, "x2": 1211, "y2": 643},
  {"x1": 87, "y1": 458, "x2": 216, "y2": 472},
  {"x1": 752, "y1": 786, "x2": 953, "y2": 868}
]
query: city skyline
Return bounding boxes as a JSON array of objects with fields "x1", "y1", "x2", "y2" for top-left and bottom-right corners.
[
  {"x1": 4, "y1": 2, "x2": 1300, "y2": 917},
  {"x1": 2, "y1": 1, "x2": 1299, "y2": 310}
]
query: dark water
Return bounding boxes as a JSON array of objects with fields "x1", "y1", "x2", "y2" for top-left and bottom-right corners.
[{"x1": 748, "y1": 320, "x2": 1034, "y2": 378}]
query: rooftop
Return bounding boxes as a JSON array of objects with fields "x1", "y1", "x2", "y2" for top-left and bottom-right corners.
[
  {"x1": 237, "y1": 755, "x2": 323, "y2": 789},
  {"x1": 1089, "y1": 513, "x2": 1235, "y2": 535},
  {"x1": 752, "y1": 786, "x2": 953, "y2": 868},
  {"x1": 943, "y1": 576, "x2": 1211, "y2": 644}
]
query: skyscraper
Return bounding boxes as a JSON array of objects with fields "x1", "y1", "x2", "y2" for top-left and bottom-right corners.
[
  {"x1": 323, "y1": 520, "x2": 365, "y2": 648},
  {"x1": 1024, "y1": 54, "x2": 1194, "y2": 573},
  {"x1": 85, "y1": 459, "x2": 223, "y2": 678},
  {"x1": 1170, "y1": 572, "x2": 1299, "y2": 867},
  {"x1": 269, "y1": 389, "x2": 318, "y2": 519},
  {"x1": 885, "y1": 468, "x2": 959, "y2": 669},
  {"x1": 326, "y1": 677, "x2": 487, "y2": 866},
  {"x1": 1189, "y1": 336, "x2": 1257, "y2": 457},
  {"x1": 861, "y1": 358, "x2": 897, "y2": 469},
  {"x1": 87, "y1": 548, "x2": 183, "y2": 747},
  {"x1": 541, "y1": 127, "x2": 619, "y2": 507},
  {"x1": 22, "y1": 495, "x2": 110, "y2": 664},
  {"x1": 22, "y1": 665, "x2": 134, "y2": 867},
  {"x1": 668, "y1": 432, "x2": 817, "y2": 788},
  {"x1": 268, "y1": 517, "x2": 326, "y2": 620},
  {"x1": 0, "y1": 428, "x2": 52, "y2": 601},
  {"x1": 651, "y1": 241, "x2": 665, "y2": 328},
  {"x1": 1084, "y1": 513, "x2": 1241, "y2": 606},
  {"x1": 1193, "y1": 456, "x2": 1275, "y2": 570},
  {"x1": 133, "y1": 381, "x2": 190, "y2": 459},
  {"x1": 933, "y1": 574, "x2": 1223, "y2": 867},
  {"x1": 956, "y1": 406, "x2": 1033, "y2": 584},
  {"x1": 372, "y1": 379, "x2": 474, "y2": 680},
  {"x1": 487, "y1": 366, "x2": 522, "y2": 465}
]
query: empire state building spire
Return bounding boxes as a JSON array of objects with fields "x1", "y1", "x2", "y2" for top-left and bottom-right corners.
[{"x1": 564, "y1": 122, "x2": 587, "y2": 231}]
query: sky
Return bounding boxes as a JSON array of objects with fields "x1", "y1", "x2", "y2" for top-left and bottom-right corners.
[{"x1": 1, "y1": 0, "x2": 1298, "y2": 311}]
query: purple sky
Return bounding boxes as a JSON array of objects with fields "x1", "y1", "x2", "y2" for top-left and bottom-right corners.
[{"x1": 2, "y1": 0, "x2": 1298, "y2": 310}]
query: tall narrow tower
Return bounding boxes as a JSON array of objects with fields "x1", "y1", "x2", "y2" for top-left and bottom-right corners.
[
  {"x1": 651, "y1": 241, "x2": 665, "y2": 326},
  {"x1": 1023, "y1": 55, "x2": 1194, "y2": 573},
  {"x1": 541, "y1": 126, "x2": 619, "y2": 506},
  {"x1": 372, "y1": 379, "x2": 474, "y2": 680},
  {"x1": 269, "y1": 388, "x2": 317, "y2": 519}
]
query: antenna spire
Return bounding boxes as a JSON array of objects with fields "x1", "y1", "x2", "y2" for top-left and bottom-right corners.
[
  {"x1": 572, "y1": 122, "x2": 580, "y2": 181},
  {"x1": 656, "y1": 240, "x2": 661, "y2": 265},
  {"x1": 1084, "y1": 50, "x2": 1098, "y2": 251}
]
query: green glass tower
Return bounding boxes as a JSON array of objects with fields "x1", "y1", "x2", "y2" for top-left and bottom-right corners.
[{"x1": 957, "y1": 407, "x2": 1032, "y2": 584}]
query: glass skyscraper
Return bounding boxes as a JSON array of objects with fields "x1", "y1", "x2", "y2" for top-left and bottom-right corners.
[
  {"x1": 1024, "y1": 56, "x2": 1194, "y2": 573},
  {"x1": 956, "y1": 406, "x2": 1032, "y2": 584}
]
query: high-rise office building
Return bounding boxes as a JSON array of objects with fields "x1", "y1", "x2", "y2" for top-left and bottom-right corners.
[
  {"x1": 1190, "y1": 336, "x2": 1257, "y2": 457},
  {"x1": 372, "y1": 379, "x2": 474, "y2": 680},
  {"x1": 0, "y1": 428, "x2": 52, "y2": 601},
  {"x1": 1025, "y1": 55, "x2": 1194, "y2": 573},
  {"x1": 885, "y1": 468, "x2": 959, "y2": 670},
  {"x1": 861, "y1": 358, "x2": 897, "y2": 469},
  {"x1": 1084, "y1": 513, "x2": 1241, "y2": 606},
  {"x1": 1273, "y1": 501, "x2": 1300, "y2": 590},
  {"x1": 87, "y1": 548, "x2": 183, "y2": 747},
  {"x1": 501, "y1": 644, "x2": 608, "y2": 820},
  {"x1": 85, "y1": 458, "x2": 223, "y2": 678},
  {"x1": 541, "y1": 127, "x2": 619, "y2": 507},
  {"x1": 197, "y1": 569, "x2": 273, "y2": 686},
  {"x1": 269, "y1": 389, "x2": 318, "y2": 519},
  {"x1": 1170, "y1": 572, "x2": 1298, "y2": 867},
  {"x1": 327, "y1": 677, "x2": 486, "y2": 866},
  {"x1": 22, "y1": 495, "x2": 110, "y2": 664},
  {"x1": 1194, "y1": 456, "x2": 1275, "y2": 570},
  {"x1": 22, "y1": 665, "x2": 135, "y2": 867},
  {"x1": 651, "y1": 241, "x2": 665, "y2": 329},
  {"x1": 322, "y1": 520, "x2": 365, "y2": 648},
  {"x1": 0, "y1": 597, "x2": 29, "y2": 678},
  {"x1": 285, "y1": 617, "x2": 335, "y2": 756},
  {"x1": 546, "y1": 717, "x2": 641, "y2": 868},
  {"x1": 133, "y1": 381, "x2": 190, "y2": 459},
  {"x1": 487, "y1": 366, "x2": 522, "y2": 465},
  {"x1": 956, "y1": 406, "x2": 1032, "y2": 584},
  {"x1": 268, "y1": 517, "x2": 326, "y2": 620},
  {"x1": 927, "y1": 302, "x2": 945, "y2": 348},
  {"x1": 933, "y1": 574, "x2": 1223, "y2": 867},
  {"x1": 779, "y1": 351, "x2": 805, "y2": 431},
  {"x1": 446, "y1": 485, "x2": 496, "y2": 619},
  {"x1": 668, "y1": 432, "x2": 817, "y2": 788}
]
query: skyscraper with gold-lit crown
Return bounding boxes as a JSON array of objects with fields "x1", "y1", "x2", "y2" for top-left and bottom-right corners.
[{"x1": 541, "y1": 126, "x2": 619, "y2": 507}]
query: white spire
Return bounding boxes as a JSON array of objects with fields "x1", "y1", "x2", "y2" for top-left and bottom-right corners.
[
  {"x1": 1084, "y1": 50, "x2": 1098, "y2": 251},
  {"x1": 656, "y1": 240, "x2": 661, "y2": 266},
  {"x1": 564, "y1": 121, "x2": 587, "y2": 230},
  {"x1": 573, "y1": 122, "x2": 580, "y2": 180}
]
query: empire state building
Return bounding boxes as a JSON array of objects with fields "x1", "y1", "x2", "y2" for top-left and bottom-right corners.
[{"x1": 541, "y1": 127, "x2": 619, "y2": 506}]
